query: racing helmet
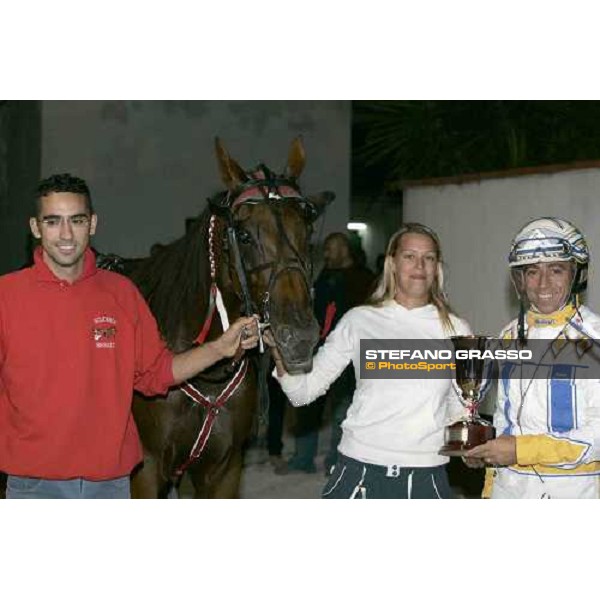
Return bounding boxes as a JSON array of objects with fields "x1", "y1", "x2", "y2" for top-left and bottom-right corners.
[{"x1": 508, "y1": 217, "x2": 589, "y2": 295}]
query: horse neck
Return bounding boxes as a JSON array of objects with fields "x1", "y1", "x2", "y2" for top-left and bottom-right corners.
[{"x1": 130, "y1": 213, "x2": 220, "y2": 353}]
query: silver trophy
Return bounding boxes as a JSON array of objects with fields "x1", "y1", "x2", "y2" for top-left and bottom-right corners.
[{"x1": 439, "y1": 335, "x2": 495, "y2": 456}]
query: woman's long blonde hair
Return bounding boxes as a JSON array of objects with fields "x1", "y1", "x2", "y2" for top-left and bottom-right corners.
[{"x1": 368, "y1": 222, "x2": 456, "y2": 333}]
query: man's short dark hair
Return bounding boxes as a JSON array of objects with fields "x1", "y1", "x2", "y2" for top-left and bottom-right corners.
[{"x1": 34, "y1": 173, "x2": 94, "y2": 216}]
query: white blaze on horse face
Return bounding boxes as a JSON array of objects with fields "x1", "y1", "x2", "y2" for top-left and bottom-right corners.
[{"x1": 30, "y1": 192, "x2": 97, "y2": 283}]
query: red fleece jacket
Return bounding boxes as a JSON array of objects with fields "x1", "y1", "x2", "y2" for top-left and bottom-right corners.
[{"x1": 0, "y1": 248, "x2": 175, "y2": 480}]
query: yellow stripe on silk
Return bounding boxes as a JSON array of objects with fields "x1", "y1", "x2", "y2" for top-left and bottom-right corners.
[{"x1": 516, "y1": 434, "x2": 589, "y2": 467}]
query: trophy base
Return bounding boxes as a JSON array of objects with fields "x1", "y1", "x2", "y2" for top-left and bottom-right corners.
[{"x1": 439, "y1": 418, "x2": 495, "y2": 457}]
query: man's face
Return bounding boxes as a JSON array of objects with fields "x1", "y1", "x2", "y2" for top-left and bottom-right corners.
[
  {"x1": 522, "y1": 261, "x2": 574, "y2": 314},
  {"x1": 29, "y1": 192, "x2": 97, "y2": 281},
  {"x1": 323, "y1": 237, "x2": 349, "y2": 269}
]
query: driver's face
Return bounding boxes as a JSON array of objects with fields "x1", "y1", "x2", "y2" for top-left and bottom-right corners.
[{"x1": 522, "y1": 261, "x2": 574, "y2": 314}]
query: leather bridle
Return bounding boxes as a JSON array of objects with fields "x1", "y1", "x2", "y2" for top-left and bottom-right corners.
[{"x1": 209, "y1": 164, "x2": 322, "y2": 327}]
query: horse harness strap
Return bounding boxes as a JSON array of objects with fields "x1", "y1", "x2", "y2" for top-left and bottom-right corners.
[
  {"x1": 227, "y1": 224, "x2": 254, "y2": 317},
  {"x1": 175, "y1": 357, "x2": 249, "y2": 477}
]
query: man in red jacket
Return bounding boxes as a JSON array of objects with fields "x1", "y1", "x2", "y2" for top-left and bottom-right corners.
[{"x1": 0, "y1": 173, "x2": 258, "y2": 499}]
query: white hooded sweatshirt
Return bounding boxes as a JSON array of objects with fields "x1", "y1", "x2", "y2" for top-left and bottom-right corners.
[{"x1": 275, "y1": 301, "x2": 472, "y2": 467}]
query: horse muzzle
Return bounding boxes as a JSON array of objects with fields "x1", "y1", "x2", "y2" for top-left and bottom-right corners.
[{"x1": 271, "y1": 318, "x2": 319, "y2": 374}]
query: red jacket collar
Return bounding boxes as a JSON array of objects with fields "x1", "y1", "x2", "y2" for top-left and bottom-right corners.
[{"x1": 32, "y1": 246, "x2": 98, "y2": 284}]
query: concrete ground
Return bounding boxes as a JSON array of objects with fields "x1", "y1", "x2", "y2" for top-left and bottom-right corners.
[{"x1": 239, "y1": 423, "x2": 330, "y2": 499}]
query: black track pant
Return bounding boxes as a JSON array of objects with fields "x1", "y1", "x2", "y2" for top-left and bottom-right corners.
[{"x1": 322, "y1": 454, "x2": 453, "y2": 499}]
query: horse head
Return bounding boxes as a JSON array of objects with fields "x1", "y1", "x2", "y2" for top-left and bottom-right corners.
[{"x1": 211, "y1": 137, "x2": 334, "y2": 374}]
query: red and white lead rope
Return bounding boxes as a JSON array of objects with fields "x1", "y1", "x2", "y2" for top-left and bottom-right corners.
[{"x1": 194, "y1": 216, "x2": 229, "y2": 345}]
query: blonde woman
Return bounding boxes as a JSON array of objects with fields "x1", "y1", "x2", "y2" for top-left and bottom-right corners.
[{"x1": 268, "y1": 223, "x2": 471, "y2": 498}]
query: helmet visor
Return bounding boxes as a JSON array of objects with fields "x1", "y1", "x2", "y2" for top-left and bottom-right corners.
[{"x1": 509, "y1": 236, "x2": 576, "y2": 266}]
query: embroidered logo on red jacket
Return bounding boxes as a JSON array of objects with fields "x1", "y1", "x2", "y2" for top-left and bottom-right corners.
[{"x1": 93, "y1": 316, "x2": 117, "y2": 349}]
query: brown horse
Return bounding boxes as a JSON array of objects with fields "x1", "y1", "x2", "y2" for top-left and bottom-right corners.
[{"x1": 127, "y1": 138, "x2": 333, "y2": 498}]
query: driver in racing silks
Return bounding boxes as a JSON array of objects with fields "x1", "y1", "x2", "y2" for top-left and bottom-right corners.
[{"x1": 466, "y1": 217, "x2": 600, "y2": 498}]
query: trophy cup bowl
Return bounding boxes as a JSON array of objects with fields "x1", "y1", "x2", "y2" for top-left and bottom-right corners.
[{"x1": 439, "y1": 335, "x2": 496, "y2": 457}]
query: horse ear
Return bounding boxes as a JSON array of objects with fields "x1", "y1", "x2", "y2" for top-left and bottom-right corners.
[
  {"x1": 285, "y1": 136, "x2": 306, "y2": 179},
  {"x1": 215, "y1": 137, "x2": 248, "y2": 190},
  {"x1": 308, "y1": 190, "x2": 335, "y2": 219}
]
